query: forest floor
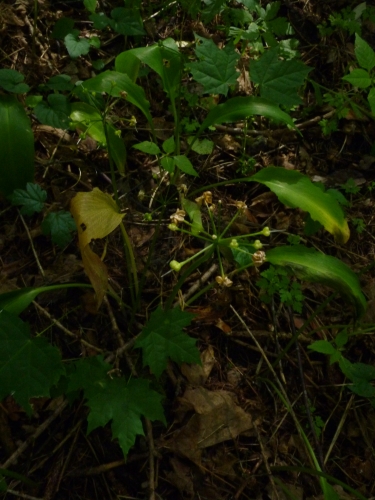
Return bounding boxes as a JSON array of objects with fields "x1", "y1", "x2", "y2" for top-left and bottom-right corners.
[{"x1": 0, "y1": 0, "x2": 375, "y2": 499}]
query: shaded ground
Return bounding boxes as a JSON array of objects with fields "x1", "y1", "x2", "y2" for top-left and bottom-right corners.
[{"x1": 0, "y1": 0, "x2": 375, "y2": 499}]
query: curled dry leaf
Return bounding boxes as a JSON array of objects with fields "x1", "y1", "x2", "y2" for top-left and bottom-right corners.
[{"x1": 70, "y1": 188, "x2": 124, "y2": 309}]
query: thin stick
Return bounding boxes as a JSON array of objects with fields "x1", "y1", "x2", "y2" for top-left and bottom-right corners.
[{"x1": 19, "y1": 212, "x2": 45, "y2": 278}]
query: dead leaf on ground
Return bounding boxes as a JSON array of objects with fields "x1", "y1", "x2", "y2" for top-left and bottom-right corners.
[
  {"x1": 180, "y1": 345, "x2": 215, "y2": 386},
  {"x1": 169, "y1": 387, "x2": 253, "y2": 464}
]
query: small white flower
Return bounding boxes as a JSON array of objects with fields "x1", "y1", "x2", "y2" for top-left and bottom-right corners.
[
  {"x1": 216, "y1": 275, "x2": 233, "y2": 287},
  {"x1": 252, "y1": 250, "x2": 266, "y2": 267},
  {"x1": 170, "y1": 209, "x2": 186, "y2": 225}
]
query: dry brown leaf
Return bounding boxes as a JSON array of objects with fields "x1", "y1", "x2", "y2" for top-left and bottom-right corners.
[
  {"x1": 180, "y1": 346, "x2": 215, "y2": 386},
  {"x1": 70, "y1": 188, "x2": 124, "y2": 309}
]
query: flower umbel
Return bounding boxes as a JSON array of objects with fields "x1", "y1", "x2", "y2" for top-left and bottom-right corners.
[
  {"x1": 170, "y1": 209, "x2": 186, "y2": 225},
  {"x1": 252, "y1": 250, "x2": 266, "y2": 267},
  {"x1": 195, "y1": 191, "x2": 212, "y2": 206},
  {"x1": 216, "y1": 275, "x2": 233, "y2": 287}
]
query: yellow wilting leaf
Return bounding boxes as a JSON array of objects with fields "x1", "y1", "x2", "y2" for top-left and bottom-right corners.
[{"x1": 70, "y1": 188, "x2": 124, "y2": 309}]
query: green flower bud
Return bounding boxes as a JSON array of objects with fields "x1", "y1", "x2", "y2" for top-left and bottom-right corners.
[
  {"x1": 170, "y1": 260, "x2": 182, "y2": 271},
  {"x1": 262, "y1": 226, "x2": 270, "y2": 237},
  {"x1": 168, "y1": 223, "x2": 179, "y2": 231},
  {"x1": 229, "y1": 239, "x2": 239, "y2": 248},
  {"x1": 254, "y1": 239, "x2": 263, "y2": 249}
]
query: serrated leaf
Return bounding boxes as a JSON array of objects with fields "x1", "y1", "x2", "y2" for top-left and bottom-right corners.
[
  {"x1": 45, "y1": 74, "x2": 74, "y2": 91},
  {"x1": 64, "y1": 32, "x2": 91, "y2": 58},
  {"x1": 34, "y1": 94, "x2": 71, "y2": 129},
  {"x1": 68, "y1": 356, "x2": 165, "y2": 456},
  {"x1": 0, "y1": 69, "x2": 30, "y2": 93},
  {"x1": 355, "y1": 34, "x2": 375, "y2": 71},
  {"x1": 250, "y1": 167, "x2": 350, "y2": 243},
  {"x1": 173, "y1": 155, "x2": 198, "y2": 176},
  {"x1": 188, "y1": 36, "x2": 240, "y2": 96},
  {"x1": 198, "y1": 96, "x2": 295, "y2": 133},
  {"x1": 82, "y1": 71, "x2": 153, "y2": 127},
  {"x1": 181, "y1": 198, "x2": 203, "y2": 235},
  {"x1": 133, "y1": 141, "x2": 161, "y2": 155},
  {"x1": 51, "y1": 17, "x2": 75, "y2": 39},
  {"x1": 42, "y1": 211, "x2": 76, "y2": 248},
  {"x1": 135, "y1": 307, "x2": 200, "y2": 378},
  {"x1": 342, "y1": 68, "x2": 371, "y2": 89},
  {"x1": 265, "y1": 246, "x2": 366, "y2": 318},
  {"x1": 0, "y1": 310, "x2": 64, "y2": 415},
  {"x1": 308, "y1": 340, "x2": 337, "y2": 355},
  {"x1": 70, "y1": 188, "x2": 124, "y2": 308},
  {"x1": 109, "y1": 7, "x2": 145, "y2": 36},
  {"x1": 250, "y1": 47, "x2": 311, "y2": 107},
  {"x1": 0, "y1": 95, "x2": 34, "y2": 197},
  {"x1": 10, "y1": 183, "x2": 47, "y2": 215}
]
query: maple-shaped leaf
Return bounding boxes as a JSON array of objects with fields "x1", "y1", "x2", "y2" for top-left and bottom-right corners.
[
  {"x1": 250, "y1": 47, "x2": 312, "y2": 107},
  {"x1": 188, "y1": 36, "x2": 240, "y2": 96},
  {"x1": 135, "y1": 307, "x2": 201, "y2": 378},
  {"x1": 68, "y1": 356, "x2": 165, "y2": 456},
  {"x1": 0, "y1": 310, "x2": 64, "y2": 415},
  {"x1": 42, "y1": 210, "x2": 77, "y2": 248},
  {"x1": 9, "y1": 182, "x2": 47, "y2": 215}
]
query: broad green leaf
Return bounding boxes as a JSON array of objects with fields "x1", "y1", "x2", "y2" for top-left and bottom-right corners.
[
  {"x1": 162, "y1": 136, "x2": 175, "y2": 154},
  {"x1": 115, "y1": 39, "x2": 181, "y2": 99},
  {"x1": 42, "y1": 211, "x2": 77, "y2": 248},
  {"x1": 188, "y1": 36, "x2": 240, "y2": 96},
  {"x1": 201, "y1": 0, "x2": 226, "y2": 22},
  {"x1": 64, "y1": 31, "x2": 91, "y2": 58},
  {"x1": 70, "y1": 188, "x2": 124, "y2": 308},
  {"x1": 89, "y1": 12, "x2": 111, "y2": 30},
  {"x1": 265, "y1": 246, "x2": 366, "y2": 318},
  {"x1": 173, "y1": 155, "x2": 198, "y2": 176},
  {"x1": 135, "y1": 307, "x2": 201, "y2": 378},
  {"x1": 84, "y1": 0, "x2": 96, "y2": 13},
  {"x1": 70, "y1": 102, "x2": 105, "y2": 143},
  {"x1": 109, "y1": 7, "x2": 145, "y2": 36},
  {"x1": 308, "y1": 340, "x2": 337, "y2": 355},
  {"x1": 250, "y1": 167, "x2": 350, "y2": 243},
  {"x1": 342, "y1": 69, "x2": 372, "y2": 89},
  {"x1": 82, "y1": 71, "x2": 153, "y2": 127},
  {"x1": 187, "y1": 137, "x2": 214, "y2": 155},
  {"x1": 250, "y1": 47, "x2": 311, "y2": 107},
  {"x1": 34, "y1": 94, "x2": 71, "y2": 129},
  {"x1": 198, "y1": 96, "x2": 295, "y2": 133},
  {"x1": 355, "y1": 34, "x2": 375, "y2": 71},
  {"x1": 133, "y1": 141, "x2": 161, "y2": 155},
  {"x1": 181, "y1": 198, "x2": 203, "y2": 235},
  {"x1": 0, "y1": 95, "x2": 34, "y2": 197},
  {"x1": 51, "y1": 17, "x2": 75, "y2": 39},
  {"x1": 0, "y1": 69, "x2": 29, "y2": 93},
  {"x1": 161, "y1": 156, "x2": 175, "y2": 173},
  {"x1": 106, "y1": 124, "x2": 126, "y2": 175},
  {"x1": 68, "y1": 356, "x2": 165, "y2": 456},
  {"x1": 44, "y1": 74, "x2": 74, "y2": 91},
  {"x1": 0, "y1": 284, "x2": 91, "y2": 316},
  {"x1": 10, "y1": 183, "x2": 46, "y2": 215},
  {"x1": 0, "y1": 310, "x2": 64, "y2": 415}
]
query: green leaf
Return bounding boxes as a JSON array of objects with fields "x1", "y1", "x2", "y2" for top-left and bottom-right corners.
[
  {"x1": 161, "y1": 157, "x2": 175, "y2": 173},
  {"x1": 10, "y1": 183, "x2": 47, "y2": 215},
  {"x1": 368, "y1": 87, "x2": 375, "y2": 115},
  {"x1": 84, "y1": 0, "x2": 97, "y2": 13},
  {"x1": 0, "y1": 95, "x2": 34, "y2": 197},
  {"x1": 44, "y1": 74, "x2": 74, "y2": 91},
  {"x1": 198, "y1": 96, "x2": 295, "y2": 133},
  {"x1": 42, "y1": 211, "x2": 77, "y2": 248},
  {"x1": 25, "y1": 95, "x2": 43, "y2": 108},
  {"x1": 135, "y1": 307, "x2": 200, "y2": 378},
  {"x1": 250, "y1": 167, "x2": 350, "y2": 243},
  {"x1": 173, "y1": 155, "x2": 198, "y2": 176},
  {"x1": 0, "y1": 310, "x2": 64, "y2": 415},
  {"x1": 250, "y1": 47, "x2": 311, "y2": 107},
  {"x1": 355, "y1": 34, "x2": 375, "y2": 71},
  {"x1": 187, "y1": 137, "x2": 214, "y2": 155},
  {"x1": 115, "y1": 39, "x2": 181, "y2": 99},
  {"x1": 51, "y1": 17, "x2": 75, "y2": 39},
  {"x1": 201, "y1": 0, "x2": 226, "y2": 22},
  {"x1": 181, "y1": 198, "x2": 203, "y2": 235},
  {"x1": 0, "y1": 69, "x2": 29, "y2": 93},
  {"x1": 68, "y1": 356, "x2": 166, "y2": 456},
  {"x1": 107, "y1": 125, "x2": 126, "y2": 175},
  {"x1": 109, "y1": 8, "x2": 145, "y2": 36},
  {"x1": 308, "y1": 340, "x2": 337, "y2": 355},
  {"x1": 34, "y1": 94, "x2": 71, "y2": 129},
  {"x1": 188, "y1": 36, "x2": 240, "y2": 96},
  {"x1": 64, "y1": 31, "x2": 91, "y2": 58},
  {"x1": 162, "y1": 136, "x2": 175, "y2": 154},
  {"x1": 89, "y1": 12, "x2": 111, "y2": 30},
  {"x1": 82, "y1": 71, "x2": 153, "y2": 127},
  {"x1": 133, "y1": 141, "x2": 161, "y2": 155},
  {"x1": 265, "y1": 246, "x2": 366, "y2": 318},
  {"x1": 342, "y1": 68, "x2": 372, "y2": 89},
  {"x1": 70, "y1": 102, "x2": 105, "y2": 143}
]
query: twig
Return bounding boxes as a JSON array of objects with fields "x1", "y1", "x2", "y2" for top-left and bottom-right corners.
[
  {"x1": 253, "y1": 420, "x2": 279, "y2": 500},
  {"x1": 288, "y1": 307, "x2": 325, "y2": 471},
  {"x1": 19, "y1": 212, "x2": 45, "y2": 278},
  {"x1": 5, "y1": 490, "x2": 44, "y2": 500},
  {"x1": 145, "y1": 419, "x2": 156, "y2": 500},
  {"x1": 173, "y1": 263, "x2": 218, "y2": 307},
  {"x1": 324, "y1": 394, "x2": 353, "y2": 465},
  {"x1": 1, "y1": 399, "x2": 69, "y2": 469}
]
